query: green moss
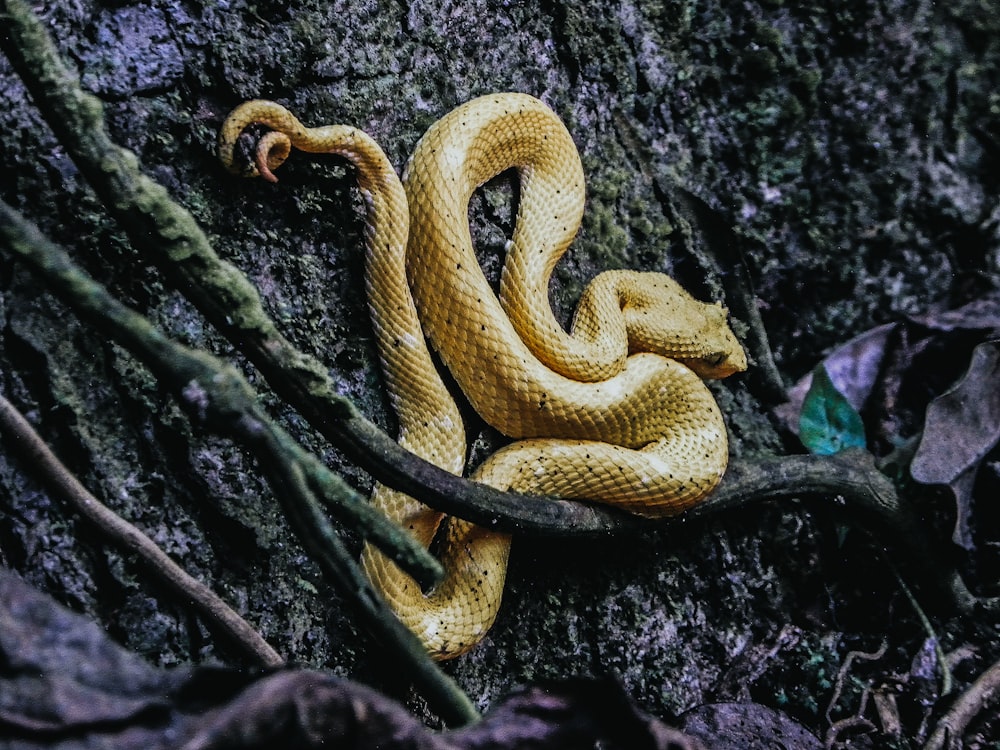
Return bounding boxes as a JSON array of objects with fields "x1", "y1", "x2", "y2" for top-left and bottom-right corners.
[
  {"x1": 751, "y1": 21, "x2": 785, "y2": 50},
  {"x1": 743, "y1": 47, "x2": 780, "y2": 78}
]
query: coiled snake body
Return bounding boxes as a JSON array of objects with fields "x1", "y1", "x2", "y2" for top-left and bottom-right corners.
[{"x1": 219, "y1": 93, "x2": 746, "y2": 659}]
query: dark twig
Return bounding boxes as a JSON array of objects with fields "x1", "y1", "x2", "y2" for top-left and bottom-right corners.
[
  {"x1": 923, "y1": 653, "x2": 1000, "y2": 750},
  {"x1": 0, "y1": 392, "x2": 284, "y2": 668},
  {"x1": 686, "y1": 450, "x2": 923, "y2": 546},
  {"x1": 823, "y1": 640, "x2": 888, "y2": 749},
  {"x1": 889, "y1": 559, "x2": 952, "y2": 696}
]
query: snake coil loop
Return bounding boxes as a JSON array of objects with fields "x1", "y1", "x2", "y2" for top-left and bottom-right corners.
[{"x1": 219, "y1": 93, "x2": 746, "y2": 659}]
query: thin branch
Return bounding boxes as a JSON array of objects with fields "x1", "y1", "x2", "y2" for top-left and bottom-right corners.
[
  {"x1": 823, "y1": 639, "x2": 887, "y2": 749},
  {"x1": 685, "y1": 449, "x2": 926, "y2": 549},
  {"x1": 0, "y1": 392, "x2": 284, "y2": 668},
  {"x1": 923, "y1": 653, "x2": 1000, "y2": 750},
  {"x1": 890, "y1": 560, "x2": 952, "y2": 696}
]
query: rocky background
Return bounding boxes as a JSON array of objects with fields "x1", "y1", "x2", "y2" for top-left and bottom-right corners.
[{"x1": 1, "y1": 0, "x2": 998, "y2": 746}]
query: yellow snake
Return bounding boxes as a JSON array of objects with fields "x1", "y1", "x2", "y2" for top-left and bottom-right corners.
[{"x1": 218, "y1": 93, "x2": 747, "y2": 660}]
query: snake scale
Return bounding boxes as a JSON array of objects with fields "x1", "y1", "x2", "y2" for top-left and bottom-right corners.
[{"x1": 219, "y1": 93, "x2": 747, "y2": 659}]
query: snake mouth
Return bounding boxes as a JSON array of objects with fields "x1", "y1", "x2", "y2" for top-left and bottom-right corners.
[{"x1": 678, "y1": 349, "x2": 748, "y2": 380}]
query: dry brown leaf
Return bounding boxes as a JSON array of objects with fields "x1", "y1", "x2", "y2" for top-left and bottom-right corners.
[{"x1": 911, "y1": 342, "x2": 1000, "y2": 485}]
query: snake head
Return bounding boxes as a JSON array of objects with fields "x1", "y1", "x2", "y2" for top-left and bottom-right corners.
[
  {"x1": 622, "y1": 274, "x2": 747, "y2": 379},
  {"x1": 677, "y1": 302, "x2": 748, "y2": 379}
]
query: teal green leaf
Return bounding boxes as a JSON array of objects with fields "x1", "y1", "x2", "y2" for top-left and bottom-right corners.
[{"x1": 799, "y1": 364, "x2": 867, "y2": 455}]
